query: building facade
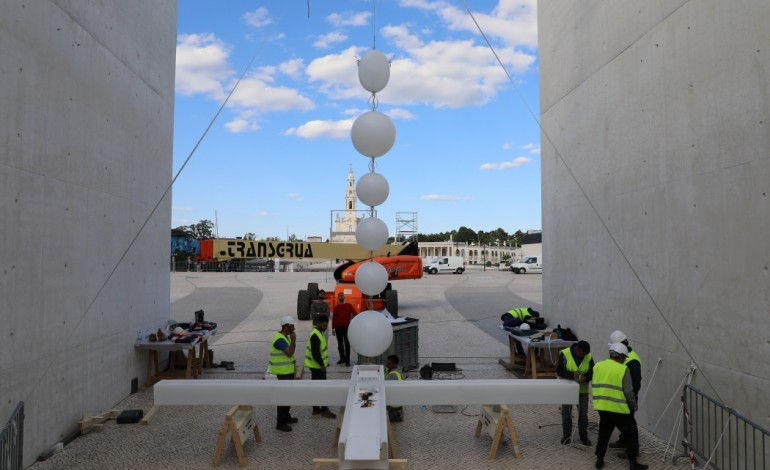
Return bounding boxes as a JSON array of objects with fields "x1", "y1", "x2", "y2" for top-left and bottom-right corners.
[{"x1": 418, "y1": 240, "x2": 521, "y2": 266}]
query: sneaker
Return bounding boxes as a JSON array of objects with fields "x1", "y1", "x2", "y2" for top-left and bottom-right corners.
[
  {"x1": 609, "y1": 439, "x2": 627, "y2": 449},
  {"x1": 560, "y1": 435, "x2": 571, "y2": 445},
  {"x1": 322, "y1": 409, "x2": 337, "y2": 419},
  {"x1": 595, "y1": 457, "x2": 605, "y2": 469},
  {"x1": 286, "y1": 417, "x2": 299, "y2": 424},
  {"x1": 336, "y1": 359, "x2": 346, "y2": 365},
  {"x1": 276, "y1": 424, "x2": 292, "y2": 432},
  {"x1": 629, "y1": 462, "x2": 648, "y2": 470},
  {"x1": 580, "y1": 435, "x2": 592, "y2": 446},
  {"x1": 617, "y1": 451, "x2": 629, "y2": 460}
]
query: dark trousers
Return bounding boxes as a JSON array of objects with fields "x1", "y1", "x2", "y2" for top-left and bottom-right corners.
[
  {"x1": 276, "y1": 373, "x2": 294, "y2": 425},
  {"x1": 596, "y1": 410, "x2": 639, "y2": 461},
  {"x1": 310, "y1": 368, "x2": 328, "y2": 412},
  {"x1": 562, "y1": 392, "x2": 589, "y2": 437},
  {"x1": 335, "y1": 327, "x2": 350, "y2": 362}
]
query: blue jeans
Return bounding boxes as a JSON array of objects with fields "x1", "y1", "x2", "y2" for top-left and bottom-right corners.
[{"x1": 562, "y1": 392, "x2": 589, "y2": 437}]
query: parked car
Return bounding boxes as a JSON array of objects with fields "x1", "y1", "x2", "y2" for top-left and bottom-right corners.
[
  {"x1": 510, "y1": 256, "x2": 543, "y2": 274},
  {"x1": 423, "y1": 256, "x2": 465, "y2": 274}
]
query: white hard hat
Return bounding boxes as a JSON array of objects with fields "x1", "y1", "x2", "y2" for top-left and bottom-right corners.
[
  {"x1": 280, "y1": 315, "x2": 295, "y2": 327},
  {"x1": 609, "y1": 342, "x2": 629, "y2": 356},
  {"x1": 610, "y1": 330, "x2": 627, "y2": 343},
  {"x1": 519, "y1": 323, "x2": 530, "y2": 331}
]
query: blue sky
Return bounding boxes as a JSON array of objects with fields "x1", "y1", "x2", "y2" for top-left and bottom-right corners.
[{"x1": 172, "y1": 0, "x2": 542, "y2": 240}]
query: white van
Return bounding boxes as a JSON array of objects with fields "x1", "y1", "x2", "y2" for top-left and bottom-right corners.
[
  {"x1": 424, "y1": 256, "x2": 465, "y2": 274},
  {"x1": 510, "y1": 256, "x2": 543, "y2": 274}
]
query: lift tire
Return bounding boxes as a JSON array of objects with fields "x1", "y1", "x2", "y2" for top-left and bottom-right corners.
[
  {"x1": 307, "y1": 283, "x2": 319, "y2": 300},
  {"x1": 297, "y1": 290, "x2": 311, "y2": 320}
]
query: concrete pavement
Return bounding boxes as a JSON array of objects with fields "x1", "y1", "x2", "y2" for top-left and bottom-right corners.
[{"x1": 30, "y1": 271, "x2": 688, "y2": 470}]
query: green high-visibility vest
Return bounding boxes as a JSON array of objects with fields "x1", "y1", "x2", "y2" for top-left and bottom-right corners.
[
  {"x1": 592, "y1": 359, "x2": 630, "y2": 414},
  {"x1": 304, "y1": 328, "x2": 329, "y2": 369},
  {"x1": 385, "y1": 369, "x2": 403, "y2": 409},
  {"x1": 506, "y1": 308, "x2": 531, "y2": 321},
  {"x1": 561, "y1": 348, "x2": 592, "y2": 393},
  {"x1": 625, "y1": 350, "x2": 641, "y2": 367},
  {"x1": 268, "y1": 332, "x2": 295, "y2": 375}
]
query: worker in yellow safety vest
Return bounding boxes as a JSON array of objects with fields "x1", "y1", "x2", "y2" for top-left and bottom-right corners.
[
  {"x1": 304, "y1": 313, "x2": 336, "y2": 419},
  {"x1": 270, "y1": 315, "x2": 298, "y2": 432},
  {"x1": 505, "y1": 307, "x2": 533, "y2": 322},
  {"x1": 385, "y1": 355, "x2": 404, "y2": 422},
  {"x1": 556, "y1": 340, "x2": 593, "y2": 446},
  {"x1": 608, "y1": 330, "x2": 643, "y2": 453},
  {"x1": 592, "y1": 343, "x2": 648, "y2": 470}
]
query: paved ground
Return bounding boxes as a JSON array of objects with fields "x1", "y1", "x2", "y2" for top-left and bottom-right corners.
[{"x1": 30, "y1": 271, "x2": 690, "y2": 470}]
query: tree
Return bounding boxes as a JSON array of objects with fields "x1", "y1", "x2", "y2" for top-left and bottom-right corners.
[
  {"x1": 189, "y1": 219, "x2": 215, "y2": 240},
  {"x1": 243, "y1": 232, "x2": 256, "y2": 240},
  {"x1": 512, "y1": 230, "x2": 525, "y2": 248},
  {"x1": 455, "y1": 226, "x2": 477, "y2": 243},
  {"x1": 287, "y1": 233, "x2": 298, "y2": 242}
]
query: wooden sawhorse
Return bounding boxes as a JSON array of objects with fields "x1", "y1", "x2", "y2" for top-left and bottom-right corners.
[
  {"x1": 474, "y1": 405, "x2": 522, "y2": 460},
  {"x1": 212, "y1": 405, "x2": 261, "y2": 468}
]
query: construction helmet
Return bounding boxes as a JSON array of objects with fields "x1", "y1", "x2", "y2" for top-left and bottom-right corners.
[
  {"x1": 609, "y1": 342, "x2": 629, "y2": 356},
  {"x1": 280, "y1": 315, "x2": 295, "y2": 327},
  {"x1": 609, "y1": 330, "x2": 627, "y2": 344},
  {"x1": 519, "y1": 323, "x2": 530, "y2": 331}
]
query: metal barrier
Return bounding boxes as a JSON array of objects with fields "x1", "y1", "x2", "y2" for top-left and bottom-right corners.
[
  {"x1": 0, "y1": 402, "x2": 24, "y2": 470},
  {"x1": 680, "y1": 385, "x2": 769, "y2": 469}
]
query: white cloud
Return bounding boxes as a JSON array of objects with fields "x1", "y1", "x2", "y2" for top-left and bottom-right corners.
[
  {"x1": 175, "y1": 33, "x2": 232, "y2": 98},
  {"x1": 385, "y1": 108, "x2": 416, "y2": 120},
  {"x1": 327, "y1": 11, "x2": 372, "y2": 27},
  {"x1": 279, "y1": 58, "x2": 305, "y2": 79},
  {"x1": 480, "y1": 156, "x2": 532, "y2": 170},
  {"x1": 398, "y1": 0, "x2": 538, "y2": 50},
  {"x1": 306, "y1": 25, "x2": 536, "y2": 108},
  {"x1": 256, "y1": 211, "x2": 271, "y2": 217},
  {"x1": 421, "y1": 194, "x2": 477, "y2": 201},
  {"x1": 172, "y1": 207, "x2": 193, "y2": 212},
  {"x1": 287, "y1": 193, "x2": 304, "y2": 201},
  {"x1": 225, "y1": 119, "x2": 260, "y2": 133},
  {"x1": 502, "y1": 142, "x2": 513, "y2": 151},
  {"x1": 229, "y1": 74, "x2": 315, "y2": 112},
  {"x1": 244, "y1": 7, "x2": 273, "y2": 28},
  {"x1": 522, "y1": 142, "x2": 541, "y2": 154},
  {"x1": 283, "y1": 118, "x2": 354, "y2": 140},
  {"x1": 314, "y1": 32, "x2": 348, "y2": 49},
  {"x1": 342, "y1": 107, "x2": 365, "y2": 116}
]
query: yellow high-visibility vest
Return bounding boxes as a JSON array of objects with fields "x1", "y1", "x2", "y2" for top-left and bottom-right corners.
[
  {"x1": 304, "y1": 328, "x2": 329, "y2": 369},
  {"x1": 561, "y1": 348, "x2": 592, "y2": 393},
  {"x1": 268, "y1": 332, "x2": 295, "y2": 375},
  {"x1": 592, "y1": 359, "x2": 630, "y2": 414}
]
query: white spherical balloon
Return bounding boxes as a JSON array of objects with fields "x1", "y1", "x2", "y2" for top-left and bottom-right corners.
[
  {"x1": 355, "y1": 261, "x2": 389, "y2": 296},
  {"x1": 357, "y1": 172, "x2": 389, "y2": 207},
  {"x1": 358, "y1": 50, "x2": 391, "y2": 93},
  {"x1": 351, "y1": 111, "x2": 396, "y2": 158},
  {"x1": 348, "y1": 310, "x2": 394, "y2": 357},
  {"x1": 356, "y1": 217, "x2": 389, "y2": 251}
]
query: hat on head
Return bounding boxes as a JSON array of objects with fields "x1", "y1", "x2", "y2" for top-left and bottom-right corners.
[
  {"x1": 280, "y1": 315, "x2": 295, "y2": 327},
  {"x1": 609, "y1": 342, "x2": 629, "y2": 356},
  {"x1": 610, "y1": 330, "x2": 627, "y2": 344}
]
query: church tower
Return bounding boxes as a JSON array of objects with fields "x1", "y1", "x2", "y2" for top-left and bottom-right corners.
[{"x1": 332, "y1": 168, "x2": 361, "y2": 243}]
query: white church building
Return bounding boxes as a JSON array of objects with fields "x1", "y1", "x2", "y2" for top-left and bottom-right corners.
[{"x1": 330, "y1": 168, "x2": 362, "y2": 243}]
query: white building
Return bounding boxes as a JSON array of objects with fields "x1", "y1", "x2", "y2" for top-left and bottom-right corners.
[
  {"x1": 330, "y1": 168, "x2": 361, "y2": 243},
  {"x1": 418, "y1": 239, "x2": 521, "y2": 266},
  {"x1": 520, "y1": 230, "x2": 542, "y2": 257}
]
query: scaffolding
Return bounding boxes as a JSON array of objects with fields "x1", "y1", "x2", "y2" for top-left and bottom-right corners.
[{"x1": 395, "y1": 212, "x2": 418, "y2": 243}]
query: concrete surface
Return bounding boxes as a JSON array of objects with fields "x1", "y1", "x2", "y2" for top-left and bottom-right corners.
[
  {"x1": 0, "y1": 1, "x2": 176, "y2": 465},
  {"x1": 539, "y1": 0, "x2": 770, "y2": 439},
  {"x1": 30, "y1": 272, "x2": 689, "y2": 469}
]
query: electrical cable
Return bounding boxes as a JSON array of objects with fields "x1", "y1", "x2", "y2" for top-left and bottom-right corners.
[{"x1": 457, "y1": 0, "x2": 724, "y2": 404}]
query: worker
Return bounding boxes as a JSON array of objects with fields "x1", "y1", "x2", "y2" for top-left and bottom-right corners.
[
  {"x1": 556, "y1": 340, "x2": 593, "y2": 446},
  {"x1": 593, "y1": 343, "x2": 648, "y2": 470},
  {"x1": 332, "y1": 292, "x2": 356, "y2": 366},
  {"x1": 269, "y1": 316, "x2": 299, "y2": 432},
  {"x1": 304, "y1": 313, "x2": 336, "y2": 419},
  {"x1": 384, "y1": 355, "x2": 403, "y2": 422},
  {"x1": 503, "y1": 307, "x2": 533, "y2": 323},
  {"x1": 607, "y1": 330, "x2": 642, "y2": 452}
]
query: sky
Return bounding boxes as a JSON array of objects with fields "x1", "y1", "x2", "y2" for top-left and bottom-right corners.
[{"x1": 172, "y1": 0, "x2": 542, "y2": 240}]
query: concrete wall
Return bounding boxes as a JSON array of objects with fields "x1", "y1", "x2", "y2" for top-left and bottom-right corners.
[
  {"x1": 539, "y1": 0, "x2": 770, "y2": 439},
  {"x1": 0, "y1": 0, "x2": 176, "y2": 464}
]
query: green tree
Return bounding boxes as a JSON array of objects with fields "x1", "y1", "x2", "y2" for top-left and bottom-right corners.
[
  {"x1": 512, "y1": 230, "x2": 525, "y2": 247},
  {"x1": 455, "y1": 226, "x2": 477, "y2": 243},
  {"x1": 243, "y1": 232, "x2": 256, "y2": 240},
  {"x1": 188, "y1": 219, "x2": 215, "y2": 240}
]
